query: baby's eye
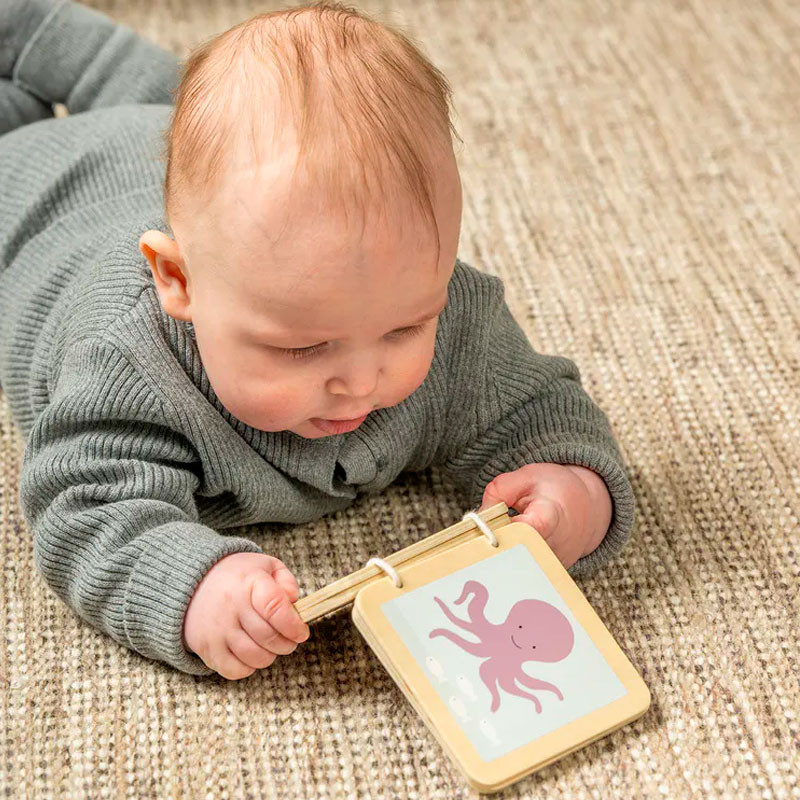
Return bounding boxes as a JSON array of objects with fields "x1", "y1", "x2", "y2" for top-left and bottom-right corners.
[
  {"x1": 276, "y1": 342, "x2": 327, "y2": 360},
  {"x1": 386, "y1": 322, "x2": 427, "y2": 341},
  {"x1": 275, "y1": 322, "x2": 429, "y2": 360}
]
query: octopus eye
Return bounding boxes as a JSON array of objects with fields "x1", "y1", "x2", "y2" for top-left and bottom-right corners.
[
  {"x1": 518, "y1": 625, "x2": 522, "y2": 628},
  {"x1": 531, "y1": 645, "x2": 536, "y2": 649}
]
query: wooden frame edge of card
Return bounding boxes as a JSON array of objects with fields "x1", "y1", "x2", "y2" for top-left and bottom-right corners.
[
  {"x1": 351, "y1": 520, "x2": 651, "y2": 794},
  {"x1": 295, "y1": 502, "x2": 513, "y2": 624}
]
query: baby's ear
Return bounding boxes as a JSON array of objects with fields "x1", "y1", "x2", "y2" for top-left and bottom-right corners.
[
  {"x1": 138, "y1": 229, "x2": 176, "y2": 265},
  {"x1": 138, "y1": 231, "x2": 192, "y2": 321}
]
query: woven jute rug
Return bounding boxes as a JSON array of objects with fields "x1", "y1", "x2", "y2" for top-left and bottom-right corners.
[{"x1": 2, "y1": 1, "x2": 798, "y2": 797}]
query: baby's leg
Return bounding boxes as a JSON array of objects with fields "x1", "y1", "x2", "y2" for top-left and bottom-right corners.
[
  {"x1": 0, "y1": 78, "x2": 53, "y2": 137},
  {"x1": 2, "y1": 0, "x2": 181, "y2": 115}
]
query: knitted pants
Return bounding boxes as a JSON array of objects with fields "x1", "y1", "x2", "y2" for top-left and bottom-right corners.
[{"x1": 0, "y1": 0, "x2": 181, "y2": 137}]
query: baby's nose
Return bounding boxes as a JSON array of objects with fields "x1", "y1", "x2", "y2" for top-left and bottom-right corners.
[
  {"x1": 341, "y1": 371, "x2": 379, "y2": 398},
  {"x1": 330, "y1": 356, "x2": 381, "y2": 397}
]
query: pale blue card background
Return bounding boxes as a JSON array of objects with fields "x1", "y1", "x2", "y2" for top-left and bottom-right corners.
[{"x1": 381, "y1": 543, "x2": 627, "y2": 761}]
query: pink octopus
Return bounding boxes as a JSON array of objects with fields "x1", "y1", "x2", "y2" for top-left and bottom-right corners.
[{"x1": 428, "y1": 579, "x2": 574, "y2": 713}]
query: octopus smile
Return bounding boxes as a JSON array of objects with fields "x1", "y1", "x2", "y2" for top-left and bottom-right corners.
[{"x1": 511, "y1": 635, "x2": 522, "y2": 649}]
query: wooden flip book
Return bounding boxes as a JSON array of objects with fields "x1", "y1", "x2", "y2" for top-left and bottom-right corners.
[{"x1": 294, "y1": 502, "x2": 650, "y2": 794}]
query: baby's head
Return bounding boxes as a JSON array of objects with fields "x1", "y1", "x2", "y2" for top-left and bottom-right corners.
[{"x1": 139, "y1": 2, "x2": 463, "y2": 439}]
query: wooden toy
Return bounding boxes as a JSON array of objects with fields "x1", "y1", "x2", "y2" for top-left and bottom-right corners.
[{"x1": 295, "y1": 502, "x2": 650, "y2": 793}]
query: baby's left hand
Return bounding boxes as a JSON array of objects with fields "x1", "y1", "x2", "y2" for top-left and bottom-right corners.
[{"x1": 478, "y1": 463, "x2": 612, "y2": 569}]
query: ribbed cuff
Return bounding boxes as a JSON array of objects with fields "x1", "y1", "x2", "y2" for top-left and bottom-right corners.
[
  {"x1": 123, "y1": 522, "x2": 264, "y2": 676},
  {"x1": 468, "y1": 441, "x2": 636, "y2": 578}
]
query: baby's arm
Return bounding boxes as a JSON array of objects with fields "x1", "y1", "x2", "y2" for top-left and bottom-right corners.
[
  {"x1": 432, "y1": 264, "x2": 635, "y2": 577},
  {"x1": 2, "y1": 0, "x2": 180, "y2": 114},
  {"x1": 17, "y1": 336, "x2": 305, "y2": 676}
]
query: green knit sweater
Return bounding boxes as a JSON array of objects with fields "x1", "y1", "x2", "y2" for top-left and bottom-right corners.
[{"x1": 0, "y1": 0, "x2": 635, "y2": 676}]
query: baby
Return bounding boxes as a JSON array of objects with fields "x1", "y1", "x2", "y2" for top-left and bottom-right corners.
[{"x1": 0, "y1": 0, "x2": 635, "y2": 679}]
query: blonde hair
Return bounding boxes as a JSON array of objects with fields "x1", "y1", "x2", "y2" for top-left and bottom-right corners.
[{"x1": 159, "y1": 1, "x2": 463, "y2": 265}]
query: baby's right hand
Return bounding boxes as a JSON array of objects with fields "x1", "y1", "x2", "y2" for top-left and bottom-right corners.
[{"x1": 183, "y1": 552, "x2": 311, "y2": 679}]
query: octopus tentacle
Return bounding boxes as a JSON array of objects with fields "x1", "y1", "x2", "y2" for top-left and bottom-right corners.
[
  {"x1": 498, "y1": 674, "x2": 542, "y2": 713},
  {"x1": 479, "y1": 660, "x2": 502, "y2": 713},
  {"x1": 428, "y1": 628, "x2": 491, "y2": 657},
  {"x1": 453, "y1": 580, "x2": 491, "y2": 632},
  {"x1": 515, "y1": 672, "x2": 564, "y2": 700},
  {"x1": 432, "y1": 596, "x2": 473, "y2": 632}
]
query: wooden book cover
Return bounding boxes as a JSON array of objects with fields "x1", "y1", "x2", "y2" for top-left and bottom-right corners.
[{"x1": 296, "y1": 504, "x2": 650, "y2": 793}]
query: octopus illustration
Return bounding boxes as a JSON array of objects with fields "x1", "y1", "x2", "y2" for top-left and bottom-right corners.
[{"x1": 428, "y1": 580, "x2": 574, "y2": 713}]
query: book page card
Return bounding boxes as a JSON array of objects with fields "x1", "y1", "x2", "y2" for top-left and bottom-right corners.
[
  {"x1": 352, "y1": 522, "x2": 650, "y2": 792},
  {"x1": 382, "y1": 542, "x2": 628, "y2": 759}
]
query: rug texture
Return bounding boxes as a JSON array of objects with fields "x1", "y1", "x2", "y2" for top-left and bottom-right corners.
[{"x1": 1, "y1": 0, "x2": 798, "y2": 798}]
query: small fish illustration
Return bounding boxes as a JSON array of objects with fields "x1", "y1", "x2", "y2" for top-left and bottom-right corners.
[
  {"x1": 456, "y1": 673, "x2": 478, "y2": 701},
  {"x1": 425, "y1": 655, "x2": 448, "y2": 684},
  {"x1": 479, "y1": 718, "x2": 501, "y2": 745},
  {"x1": 448, "y1": 695, "x2": 471, "y2": 722}
]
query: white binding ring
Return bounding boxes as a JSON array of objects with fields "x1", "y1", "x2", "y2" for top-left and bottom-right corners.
[
  {"x1": 366, "y1": 556, "x2": 403, "y2": 588},
  {"x1": 462, "y1": 510, "x2": 499, "y2": 547}
]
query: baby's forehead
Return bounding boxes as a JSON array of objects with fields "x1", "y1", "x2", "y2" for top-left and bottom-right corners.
[
  {"x1": 217, "y1": 263, "x2": 446, "y2": 345},
  {"x1": 208, "y1": 176, "x2": 434, "y2": 278},
  {"x1": 200, "y1": 223, "x2": 443, "y2": 323}
]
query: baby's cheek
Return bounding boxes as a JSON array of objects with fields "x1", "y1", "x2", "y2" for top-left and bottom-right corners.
[
  {"x1": 395, "y1": 344, "x2": 436, "y2": 395},
  {"x1": 212, "y1": 362, "x2": 305, "y2": 427},
  {"x1": 257, "y1": 379, "x2": 303, "y2": 413},
  {"x1": 373, "y1": 351, "x2": 432, "y2": 410},
  {"x1": 240, "y1": 371, "x2": 304, "y2": 410}
]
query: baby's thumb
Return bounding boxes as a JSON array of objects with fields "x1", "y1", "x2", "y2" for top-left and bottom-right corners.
[
  {"x1": 478, "y1": 482, "x2": 504, "y2": 512},
  {"x1": 517, "y1": 497, "x2": 561, "y2": 539}
]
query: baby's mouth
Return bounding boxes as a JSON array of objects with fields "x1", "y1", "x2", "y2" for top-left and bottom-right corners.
[
  {"x1": 309, "y1": 414, "x2": 369, "y2": 435},
  {"x1": 510, "y1": 635, "x2": 522, "y2": 649}
]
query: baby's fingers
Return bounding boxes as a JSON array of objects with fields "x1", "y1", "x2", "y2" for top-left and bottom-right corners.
[
  {"x1": 205, "y1": 640, "x2": 261, "y2": 681},
  {"x1": 251, "y1": 573, "x2": 310, "y2": 643},
  {"x1": 226, "y1": 628, "x2": 279, "y2": 672},
  {"x1": 239, "y1": 606, "x2": 301, "y2": 655},
  {"x1": 259, "y1": 555, "x2": 300, "y2": 602},
  {"x1": 272, "y1": 563, "x2": 300, "y2": 603}
]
